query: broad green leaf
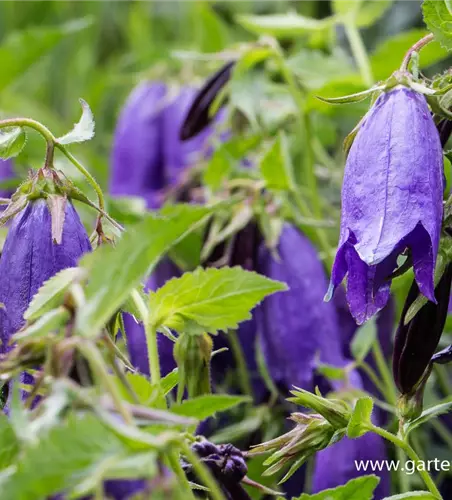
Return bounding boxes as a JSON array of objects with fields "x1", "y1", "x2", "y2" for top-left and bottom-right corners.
[
  {"x1": 287, "y1": 49, "x2": 353, "y2": 90},
  {"x1": 57, "y1": 98, "x2": 95, "y2": 145},
  {"x1": 334, "y1": 0, "x2": 393, "y2": 28},
  {"x1": 14, "y1": 307, "x2": 70, "y2": 342},
  {"x1": 75, "y1": 205, "x2": 210, "y2": 337},
  {"x1": 404, "y1": 399, "x2": 452, "y2": 435},
  {"x1": 260, "y1": 132, "x2": 295, "y2": 191},
  {"x1": 193, "y1": 2, "x2": 228, "y2": 53},
  {"x1": 347, "y1": 397, "x2": 373, "y2": 438},
  {"x1": 236, "y1": 13, "x2": 335, "y2": 38},
  {"x1": 0, "y1": 413, "x2": 146, "y2": 499},
  {"x1": 350, "y1": 318, "x2": 377, "y2": 362},
  {"x1": 0, "y1": 127, "x2": 26, "y2": 159},
  {"x1": 370, "y1": 29, "x2": 449, "y2": 81},
  {"x1": 24, "y1": 267, "x2": 84, "y2": 321},
  {"x1": 382, "y1": 493, "x2": 438, "y2": 499},
  {"x1": 294, "y1": 475, "x2": 380, "y2": 499},
  {"x1": 148, "y1": 266, "x2": 287, "y2": 334},
  {"x1": 203, "y1": 147, "x2": 232, "y2": 191},
  {"x1": 171, "y1": 394, "x2": 250, "y2": 420},
  {"x1": 0, "y1": 413, "x2": 19, "y2": 470},
  {"x1": 423, "y1": 0, "x2": 452, "y2": 51},
  {"x1": 0, "y1": 19, "x2": 92, "y2": 92}
]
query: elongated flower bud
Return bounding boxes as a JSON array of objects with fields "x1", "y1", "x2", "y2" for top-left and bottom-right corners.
[
  {"x1": 328, "y1": 86, "x2": 443, "y2": 324},
  {"x1": 393, "y1": 264, "x2": 452, "y2": 395},
  {"x1": 179, "y1": 61, "x2": 234, "y2": 141}
]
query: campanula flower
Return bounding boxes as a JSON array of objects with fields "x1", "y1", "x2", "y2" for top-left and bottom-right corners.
[
  {"x1": 110, "y1": 81, "x2": 167, "y2": 209},
  {"x1": 328, "y1": 86, "x2": 443, "y2": 324},
  {"x1": 0, "y1": 198, "x2": 91, "y2": 353}
]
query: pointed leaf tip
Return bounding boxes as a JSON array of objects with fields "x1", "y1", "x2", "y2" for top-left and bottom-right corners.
[{"x1": 57, "y1": 98, "x2": 95, "y2": 145}]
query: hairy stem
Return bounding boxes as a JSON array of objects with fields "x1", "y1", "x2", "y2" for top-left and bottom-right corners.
[{"x1": 400, "y1": 33, "x2": 434, "y2": 72}]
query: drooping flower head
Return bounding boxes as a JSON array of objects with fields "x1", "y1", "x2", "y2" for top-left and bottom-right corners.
[{"x1": 328, "y1": 86, "x2": 444, "y2": 325}]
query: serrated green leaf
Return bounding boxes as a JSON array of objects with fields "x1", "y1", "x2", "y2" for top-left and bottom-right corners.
[
  {"x1": 57, "y1": 98, "x2": 95, "y2": 145},
  {"x1": 24, "y1": 267, "x2": 84, "y2": 321},
  {"x1": 148, "y1": 266, "x2": 287, "y2": 334},
  {"x1": 350, "y1": 318, "x2": 377, "y2": 362},
  {"x1": 14, "y1": 307, "x2": 70, "y2": 342},
  {"x1": 171, "y1": 394, "x2": 250, "y2": 420},
  {"x1": 404, "y1": 398, "x2": 452, "y2": 436},
  {"x1": 0, "y1": 127, "x2": 26, "y2": 159},
  {"x1": 260, "y1": 132, "x2": 295, "y2": 191},
  {"x1": 423, "y1": 0, "x2": 452, "y2": 51},
  {"x1": 294, "y1": 475, "x2": 379, "y2": 499},
  {"x1": 382, "y1": 493, "x2": 438, "y2": 499},
  {"x1": 0, "y1": 19, "x2": 91, "y2": 92},
  {"x1": 0, "y1": 413, "x2": 19, "y2": 470},
  {"x1": 347, "y1": 397, "x2": 373, "y2": 438},
  {"x1": 236, "y1": 13, "x2": 335, "y2": 38},
  {"x1": 370, "y1": 29, "x2": 449, "y2": 81},
  {"x1": 76, "y1": 205, "x2": 211, "y2": 337}
]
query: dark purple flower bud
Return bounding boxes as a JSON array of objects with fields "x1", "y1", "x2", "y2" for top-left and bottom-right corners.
[
  {"x1": 328, "y1": 87, "x2": 444, "y2": 324},
  {"x1": 312, "y1": 433, "x2": 389, "y2": 499},
  {"x1": 179, "y1": 61, "x2": 235, "y2": 141},
  {"x1": 393, "y1": 264, "x2": 452, "y2": 395},
  {"x1": 110, "y1": 82, "x2": 167, "y2": 209},
  {"x1": 0, "y1": 198, "x2": 91, "y2": 353},
  {"x1": 163, "y1": 87, "x2": 221, "y2": 187},
  {"x1": 256, "y1": 225, "x2": 350, "y2": 391}
]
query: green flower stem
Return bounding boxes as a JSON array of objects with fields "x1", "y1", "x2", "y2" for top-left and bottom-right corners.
[
  {"x1": 167, "y1": 449, "x2": 196, "y2": 499},
  {"x1": 181, "y1": 442, "x2": 226, "y2": 500},
  {"x1": 0, "y1": 117, "x2": 56, "y2": 144},
  {"x1": 369, "y1": 424, "x2": 442, "y2": 499},
  {"x1": 372, "y1": 340, "x2": 397, "y2": 405},
  {"x1": 130, "y1": 289, "x2": 162, "y2": 386},
  {"x1": 228, "y1": 329, "x2": 252, "y2": 397},
  {"x1": 78, "y1": 340, "x2": 134, "y2": 426},
  {"x1": 395, "y1": 445, "x2": 410, "y2": 493},
  {"x1": 400, "y1": 33, "x2": 434, "y2": 72},
  {"x1": 344, "y1": 22, "x2": 373, "y2": 87}
]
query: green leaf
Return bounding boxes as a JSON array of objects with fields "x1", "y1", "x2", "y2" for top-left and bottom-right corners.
[
  {"x1": 370, "y1": 29, "x2": 449, "y2": 81},
  {"x1": 294, "y1": 475, "x2": 380, "y2": 499},
  {"x1": 334, "y1": 0, "x2": 393, "y2": 28},
  {"x1": 404, "y1": 399, "x2": 452, "y2": 436},
  {"x1": 24, "y1": 267, "x2": 84, "y2": 321},
  {"x1": 193, "y1": 2, "x2": 228, "y2": 53},
  {"x1": 382, "y1": 493, "x2": 438, "y2": 499},
  {"x1": 236, "y1": 13, "x2": 335, "y2": 38},
  {"x1": 76, "y1": 205, "x2": 210, "y2": 337},
  {"x1": 148, "y1": 266, "x2": 287, "y2": 334},
  {"x1": 0, "y1": 413, "x2": 19, "y2": 470},
  {"x1": 260, "y1": 132, "x2": 295, "y2": 191},
  {"x1": 423, "y1": 0, "x2": 452, "y2": 51},
  {"x1": 14, "y1": 307, "x2": 70, "y2": 342},
  {"x1": 57, "y1": 98, "x2": 95, "y2": 145},
  {"x1": 0, "y1": 127, "x2": 26, "y2": 159},
  {"x1": 203, "y1": 147, "x2": 232, "y2": 191},
  {"x1": 0, "y1": 19, "x2": 92, "y2": 92},
  {"x1": 346, "y1": 397, "x2": 373, "y2": 438},
  {"x1": 171, "y1": 394, "x2": 250, "y2": 420},
  {"x1": 350, "y1": 318, "x2": 377, "y2": 362},
  {"x1": 1, "y1": 412, "x2": 154, "y2": 500}
]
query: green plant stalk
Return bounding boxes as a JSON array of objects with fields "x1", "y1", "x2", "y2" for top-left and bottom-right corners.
[
  {"x1": 78, "y1": 340, "x2": 134, "y2": 426},
  {"x1": 228, "y1": 329, "x2": 252, "y2": 397},
  {"x1": 372, "y1": 340, "x2": 397, "y2": 406},
  {"x1": 130, "y1": 289, "x2": 162, "y2": 386},
  {"x1": 181, "y1": 442, "x2": 226, "y2": 500},
  {"x1": 167, "y1": 449, "x2": 196, "y2": 500},
  {"x1": 344, "y1": 22, "x2": 373, "y2": 86},
  {"x1": 369, "y1": 424, "x2": 442, "y2": 498},
  {"x1": 395, "y1": 445, "x2": 410, "y2": 493}
]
